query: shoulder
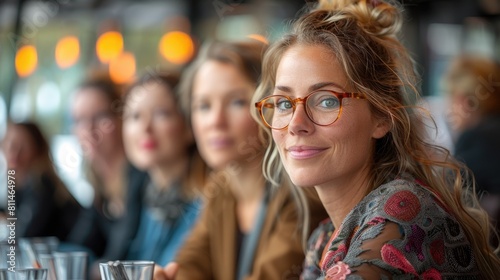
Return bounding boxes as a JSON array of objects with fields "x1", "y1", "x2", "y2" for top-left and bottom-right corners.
[
  {"x1": 355, "y1": 177, "x2": 452, "y2": 227},
  {"x1": 456, "y1": 115, "x2": 500, "y2": 144},
  {"x1": 341, "y1": 177, "x2": 476, "y2": 275},
  {"x1": 314, "y1": 177, "x2": 478, "y2": 277}
]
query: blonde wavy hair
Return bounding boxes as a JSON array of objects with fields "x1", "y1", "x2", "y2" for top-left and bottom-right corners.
[{"x1": 250, "y1": 0, "x2": 500, "y2": 277}]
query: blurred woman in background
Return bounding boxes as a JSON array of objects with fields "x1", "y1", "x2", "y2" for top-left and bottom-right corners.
[
  {"x1": 443, "y1": 55, "x2": 500, "y2": 239},
  {"x1": 1, "y1": 121, "x2": 82, "y2": 241},
  {"x1": 69, "y1": 76, "x2": 147, "y2": 264},
  {"x1": 122, "y1": 73, "x2": 205, "y2": 265}
]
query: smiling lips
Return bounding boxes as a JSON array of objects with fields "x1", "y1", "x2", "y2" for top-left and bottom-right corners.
[
  {"x1": 141, "y1": 140, "x2": 157, "y2": 150},
  {"x1": 287, "y1": 146, "x2": 327, "y2": 159},
  {"x1": 209, "y1": 138, "x2": 233, "y2": 149}
]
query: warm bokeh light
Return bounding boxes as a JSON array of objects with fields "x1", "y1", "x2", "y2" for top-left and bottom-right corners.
[
  {"x1": 109, "y1": 51, "x2": 136, "y2": 84},
  {"x1": 247, "y1": 34, "x2": 268, "y2": 44},
  {"x1": 158, "y1": 31, "x2": 194, "y2": 65},
  {"x1": 15, "y1": 45, "x2": 38, "y2": 78},
  {"x1": 55, "y1": 36, "x2": 80, "y2": 69},
  {"x1": 96, "y1": 31, "x2": 124, "y2": 63}
]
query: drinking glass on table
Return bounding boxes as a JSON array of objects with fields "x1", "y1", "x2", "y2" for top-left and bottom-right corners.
[
  {"x1": 37, "y1": 255, "x2": 56, "y2": 280},
  {"x1": 11, "y1": 268, "x2": 47, "y2": 280},
  {"x1": 52, "y1": 252, "x2": 88, "y2": 280},
  {"x1": 0, "y1": 269, "x2": 9, "y2": 280},
  {"x1": 99, "y1": 261, "x2": 154, "y2": 280}
]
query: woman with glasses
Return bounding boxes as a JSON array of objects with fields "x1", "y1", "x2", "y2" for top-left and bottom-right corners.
[
  {"x1": 154, "y1": 41, "x2": 327, "y2": 280},
  {"x1": 252, "y1": 0, "x2": 500, "y2": 278},
  {"x1": 69, "y1": 76, "x2": 148, "y2": 277}
]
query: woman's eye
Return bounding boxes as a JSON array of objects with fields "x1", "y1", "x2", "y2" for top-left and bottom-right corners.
[
  {"x1": 276, "y1": 99, "x2": 293, "y2": 111},
  {"x1": 318, "y1": 97, "x2": 339, "y2": 108},
  {"x1": 124, "y1": 112, "x2": 140, "y2": 121},
  {"x1": 193, "y1": 102, "x2": 209, "y2": 112},
  {"x1": 311, "y1": 91, "x2": 340, "y2": 110},
  {"x1": 231, "y1": 98, "x2": 247, "y2": 107},
  {"x1": 154, "y1": 109, "x2": 173, "y2": 118}
]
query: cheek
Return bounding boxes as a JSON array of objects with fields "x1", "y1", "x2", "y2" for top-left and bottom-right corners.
[
  {"x1": 122, "y1": 127, "x2": 136, "y2": 152},
  {"x1": 271, "y1": 130, "x2": 285, "y2": 146},
  {"x1": 191, "y1": 115, "x2": 205, "y2": 140},
  {"x1": 73, "y1": 127, "x2": 88, "y2": 140},
  {"x1": 233, "y1": 112, "x2": 258, "y2": 134}
]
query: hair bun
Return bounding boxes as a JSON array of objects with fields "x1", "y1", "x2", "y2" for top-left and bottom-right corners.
[{"x1": 316, "y1": 0, "x2": 402, "y2": 38}]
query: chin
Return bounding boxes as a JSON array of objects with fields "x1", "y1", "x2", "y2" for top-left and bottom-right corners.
[
  {"x1": 206, "y1": 160, "x2": 228, "y2": 171},
  {"x1": 204, "y1": 155, "x2": 233, "y2": 170},
  {"x1": 132, "y1": 159, "x2": 153, "y2": 171},
  {"x1": 285, "y1": 167, "x2": 321, "y2": 188},
  {"x1": 289, "y1": 178, "x2": 317, "y2": 188}
]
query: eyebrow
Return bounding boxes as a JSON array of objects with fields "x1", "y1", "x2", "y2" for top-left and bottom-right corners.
[
  {"x1": 192, "y1": 88, "x2": 251, "y2": 103},
  {"x1": 275, "y1": 82, "x2": 345, "y2": 93}
]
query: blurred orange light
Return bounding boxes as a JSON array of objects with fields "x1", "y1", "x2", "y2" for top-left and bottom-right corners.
[
  {"x1": 15, "y1": 45, "x2": 38, "y2": 78},
  {"x1": 247, "y1": 34, "x2": 268, "y2": 44},
  {"x1": 55, "y1": 36, "x2": 80, "y2": 69},
  {"x1": 96, "y1": 31, "x2": 124, "y2": 63},
  {"x1": 159, "y1": 31, "x2": 194, "y2": 65},
  {"x1": 109, "y1": 51, "x2": 135, "y2": 84}
]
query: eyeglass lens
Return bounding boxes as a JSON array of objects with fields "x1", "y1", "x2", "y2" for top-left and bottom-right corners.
[{"x1": 260, "y1": 90, "x2": 341, "y2": 129}]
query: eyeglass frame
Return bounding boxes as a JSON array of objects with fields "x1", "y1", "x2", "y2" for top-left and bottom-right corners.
[{"x1": 255, "y1": 89, "x2": 366, "y2": 130}]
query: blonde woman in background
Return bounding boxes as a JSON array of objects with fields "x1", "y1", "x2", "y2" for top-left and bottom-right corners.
[{"x1": 252, "y1": 0, "x2": 500, "y2": 278}]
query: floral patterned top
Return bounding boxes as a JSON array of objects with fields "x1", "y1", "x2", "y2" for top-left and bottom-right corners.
[{"x1": 301, "y1": 177, "x2": 480, "y2": 280}]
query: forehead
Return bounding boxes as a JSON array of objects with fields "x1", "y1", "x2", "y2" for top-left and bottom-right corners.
[
  {"x1": 193, "y1": 60, "x2": 253, "y2": 97},
  {"x1": 276, "y1": 44, "x2": 349, "y2": 90},
  {"x1": 126, "y1": 81, "x2": 174, "y2": 107},
  {"x1": 72, "y1": 88, "x2": 113, "y2": 112},
  {"x1": 5, "y1": 126, "x2": 34, "y2": 144}
]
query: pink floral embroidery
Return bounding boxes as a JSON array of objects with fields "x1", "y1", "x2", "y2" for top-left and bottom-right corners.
[
  {"x1": 322, "y1": 243, "x2": 348, "y2": 269},
  {"x1": 421, "y1": 268, "x2": 442, "y2": 280},
  {"x1": 367, "y1": 216, "x2": 385, "y2": 226},
  {"x1": 384, "y1": 191, "x2": 421, "y2": 222},
  {"x1": 405, "y1": 224, "x2": 425, "y2": 261},
  {"x1": 381, "y1": 244, "x2": 417, "y2": 275},
  {"x1": 325, "y1": 261, "x2": 351, "y2": 280}
]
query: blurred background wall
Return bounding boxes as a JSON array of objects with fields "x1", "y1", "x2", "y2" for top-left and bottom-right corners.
[{"x1": 0, "y1": 0, "x2": 499, "y2": 205}]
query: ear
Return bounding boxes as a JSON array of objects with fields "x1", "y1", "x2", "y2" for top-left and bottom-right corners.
[{"x1": 372, "y1": 116, "x2": 391, "y2": 139}]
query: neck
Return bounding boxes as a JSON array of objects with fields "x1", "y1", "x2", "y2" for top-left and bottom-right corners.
[
  {"x1": 225, "y1": 156, "x2": 267, "y2": 234},
  {"x1": 149, "y1": 155, "x2": 190, "y2": 190},
  {"x1": 314, "y1": 169, "x2": 372, "y2": 229},
  {"x1": 92, "y1": 152, "x2": 126, "y2": 181},
  {"x1": 225, "y1": 156, "x2": 266, "y2": 203}
]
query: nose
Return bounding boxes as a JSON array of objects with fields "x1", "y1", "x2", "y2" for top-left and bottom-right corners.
[
  {"x1": 287, "y1": 103, "x2": 314, "y2": 135},
  {"x1": 209, "y1": 104, "x2": 228, "y2": 128},
  {"x1": 142, "y1": 114, "x2": 154, "y2": 133}
]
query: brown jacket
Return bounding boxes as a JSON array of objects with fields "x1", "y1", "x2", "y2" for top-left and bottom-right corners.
[{"x1": 175, "y1": 177, "x2": 327, "y2": 280}]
